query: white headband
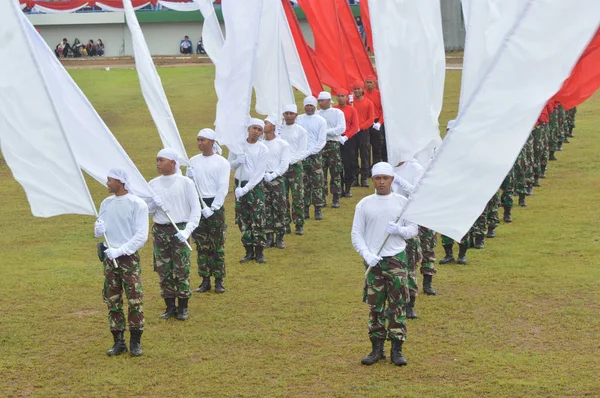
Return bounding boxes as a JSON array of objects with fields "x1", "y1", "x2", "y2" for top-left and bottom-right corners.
[
  {"x1": 157, "y1": 148, "x2": 182, "y2": 175},
  {"x1": 107, "y1": 168, "x2": 129, "y2": 188},
  {"x1": 248, "y1": 117, "x2": 265, "y2": 129},
  {"x1": 304, "y1": 96, "x2": 317, "y2": 107},
  {"x1": 283, "y1": 104, "x2": 298, "y2": 114},
  {"x1": 371, "y1": 162, "x2": 394, "y2": 177}
]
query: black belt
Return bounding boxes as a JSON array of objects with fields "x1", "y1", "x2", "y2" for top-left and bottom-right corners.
[
  {"x1": 234, "y1": 179, "x2": 249, "y2": 188},
  {"x1": 202, "y1": 197, "x2": 214, "y2": 207}
]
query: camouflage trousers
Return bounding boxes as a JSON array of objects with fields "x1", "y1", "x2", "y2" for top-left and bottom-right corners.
[
  {"x1": 284, "y1": 163, "x2": 305, "y2": 227},
  {"x1": 192, "y1": 203, "x2": 226, "y2": 279},
  {"x1": 264, "y1": 176, "x2": 287, "y2": 234},
  {"x1": 302, "y1": 153, "x2": 325, "y2": 207},
  {"x1": 441, "y1": 224, "x2": 475, "y2": 246},
  {"x1": 525, "y1": 133, "x2": 535, "y2": 189},
  {"x1": 484, "y1": 191, "x2": 501, "y2": 229},
  {"x1": 533, "y1": 123, "x2": 549, "y2": 177},
  {"x1": 153, "y1": 223, "x2": 192, "y2": 299},
  {"x1": 321, "y1": 141, "x2": 343, "y2": 199},
  {"x1": 501, "y1": 169, "x2": 514, "y2": 209},
  {"x1": 548, "y1": 109, "x2": 563, "y2": 151},
  {"x1": 364, "y1": 252, "x2": 409, "y2": 341},
  {"x1": 566, "y1": 107, "x2": 577, "y2": 129},
  {"x1": 419, "y1": 226, "x2": 437, "y2": 276},
  {"x1": 235, "y1": 181, "x2": 266, "y2": 248},
  {"x1": 103, "y1": 252, "x2": 144, "y2": 332},
  {"x1": 405, "y1": 237, "x2": 422, "y2": 296},
  {"x1": 513, "y1": 138, "x2": 530, "y2": 195},
  {"x1": 557, "y1": 104, "x2": 569, "y2": 137}
]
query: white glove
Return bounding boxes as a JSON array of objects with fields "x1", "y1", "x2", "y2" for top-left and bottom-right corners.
[
  {"x1": 340, "y1": 135, "x2": 348, "y2": 145},
  {"x1": 94, "y1": 219, "x2": 106, "y2": 237},
  {"x1": 153, "y1": 196, "x2": 163, "y2": 209},
  {"x1": 201, "y1": 207, "x2": 214, "y2": 219},
  {"x1": 175, "y1": 231, "x2": 190, "y2": 243},
  {"x1": 187, "y1": 167, "x2": 195, "y2": 178},
  {"x1": 104, "y1": 247, "x2": 123, "y2": 260},
  {"x1": 373, "y1": 122, "x2": 381, "y2": 131},
  {"x1": 235, "y1": 154, "x2": 247, "y2": 166},
  {"x1": 387, "y1": 220, "x2": 402, "y2": 235},
  {"x1": 348, "y1": 94, "x2": 354, "y2": 104},
  {"x1": 235, "y1": 187, "x2": 246, "y2": 199},
  {"x1": 363, "y1": 251, "x2": 382, "y2": 268}
]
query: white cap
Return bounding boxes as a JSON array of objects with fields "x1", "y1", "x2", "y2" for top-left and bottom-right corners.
[
  {"x1": 283, "y1": 104, "x2": 298, "y2": 113},
  {"x1": 248, "y1": 117, "x2": 265, "y2": 129},
  {"x1": 197, "y1": 128, "x2": 216, "y2": 140},
  {"x1": 371, "y1": 162, "x2": 395, "y2": 177},
  {"x1": 107, "y1": 168, "x2": 129, "y2": 188},
  {"x1": 317, "y1": 91, "x2": 332, "y2": 101},
  {"x1": 264, "y1": 116, "x2": 278, "y2": 126},
  {"x1": 157, "y1": 148, "x2": 182, "y2": 175},
  {"x1": 303, "y1": 96, "x2": 317, "y2": 107}
]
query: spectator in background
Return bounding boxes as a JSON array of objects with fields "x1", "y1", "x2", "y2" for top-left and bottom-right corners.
[
  {"x1": 86, "y1": 39, "x2": 97, "y2": 56},
  {"x1": 96, "y1": 39, "x2": 105, "y2": 56},
  {"x1": 355, "y1": 16, "x2": 366, "y2": 46},
  {"x1": 196, "y1": 37, "x2": 206, "y2": 55},
  {"x1": 180, "y1": 35, "x2": 193, "y2": 54},
  {"x1": 55, "y1": 38, "x2": 71, "y2": 58},
  {"x1": 72, "y1": 38, "x2": 83, "y2": 58}
]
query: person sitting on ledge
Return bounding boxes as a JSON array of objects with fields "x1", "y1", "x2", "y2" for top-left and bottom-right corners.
[{"x1": 180, "y1": 35, "x2": 193, "y2": 54}]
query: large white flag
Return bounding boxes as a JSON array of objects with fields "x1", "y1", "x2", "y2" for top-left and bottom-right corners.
[
  {"x1": 370, "y1": 0, "x2": 445, "y2": 165},
  {"x1": 279, "y1": 1, "x2": 311, "y2": 97},
  {"x1": 215, "y1": 0, "x2": 264, "y2": 154},
  {"x1": 0, "y1": 0, "x2": 96, "y2": 218},
  {"x1": 403, "y1": 0, "x2": 600, "y2": 241},
  {"x1": 192, "y1": 0, "x2": 225, "y2": 65},
  {"x1": 123, "y1": 0, "x2": 189, "y2": 165}
]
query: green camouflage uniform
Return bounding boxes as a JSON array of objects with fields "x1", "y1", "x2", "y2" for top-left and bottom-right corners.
[
  {"x1": 484, "y1": 191, "x2": 501, "y2": 229},
  {"x1": 501, "y1": 169, "x2": 514, "y2": 209},
  {"x1": 533, "y1": 122, "x2": 549, "y2": 178},
  {"x1": 302, "y1": 153, "x2": 325, "y2": 207},
  {"x1": 418, "y1": 226, "x2": 437, "y2": 276},
  {"x1": 405, "y1": 237, "x2": 422, "y2": 296},
  {"x1": 548, "y1": 107, "x2": 561, "y2": 151},
  {"x1": 525, "y1": 132, "x2": 535, "y2": 189},
  {"x1": 192, "y1": 205, "x2": 226, "y2": 279},
  {"x1": 264, "y1": 176, "x2": 287, "y2": 235},
  {"x1": 153, "y1": 223, "x2": 192, "y2": 299},
  {"x1": 283, "y1": 163, "x2": 305, "y2": 227},
  {"x1": 557, "y1": 103, "x2": 568, "y2": 139},
  {"x1": 235, "y1": 181, "x2": 267, "y2": 248},
  {"x1": 513, "y1": 143, "x2": 528, "y2": 196},
  {"x1": 103, "y1": 252, "x2": 144, "y2": 332},
  {"x1": 364, "y1": 252, "x2": 409, "y2": 341},
  {"x1": 442, "y1": 225, "x2": 475, "y2": 247},
  {"x1": 321, "y1": 141, "x2": 343, "y2": 200},
  {"x1": 566, "y1": 107, "x2": 577, "y2": 130}
]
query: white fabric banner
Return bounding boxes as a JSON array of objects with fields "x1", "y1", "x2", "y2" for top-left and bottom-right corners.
[
  {"x1": 403, "y1": 0, "x2": 600, "y2": 241},
  {"x1": 214, "y1": 0, "x2": 264, "y2": 154},
  {"x1": 96, "y1": 1, "x2": 150, "y2": 12},
  {"x1": 0, "y1": 1, "x2": 96, "y2": 218},
  {"x1": 192, "y1": 0, "x2": 225, "y2": 65},
  {"x1": 20, "y1": 3, "x2": 27, "y2": 10},
  {"x1": 123, "y1": 0, "x2": 189, "y2": 165},
  {"x1": 32, "y1": 3, "x2": 89, "y2": 14},
  {"x1": 279, "y1": 1, "x2": 311, "y2": 97},
  {"x1": 19, "y1": 4, "x2": 157, "y2": 204},
  {"x1": 158, "y1": 0, "x2": 199, "y2": 12},
  {"x1": 370, "y1": 0, "x2": 445, "y2": 165},
  {"x1": 253, "y1": 0, "x2": 295, "y2": 119}
]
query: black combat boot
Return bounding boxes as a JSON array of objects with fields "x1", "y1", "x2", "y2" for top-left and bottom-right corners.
[
  {"x1": 474, "y1": 234, "x2": 485, "y2": 249},
  {"x1": 304, "y1": 205, "x2": 310, "y2": 220},
  {"x1": 503, "y1": 206, "x2": 512, "y2": 223},
  {"x1": 285, "y1": 225, "x2": 292, "y2": 234},
  {"x1": 540, "y1": 166, "x2": 547, "y2": 179},
  {"x1": 519, "y1": 194, "x2": 527, "y2": 207},
  {"x1": 255, "y1": 246, "x2": 266, "y2": 263},
  {"x1": 295, "y1": 224, "x2": 304, "y2": 236},
  {"x1": 526, "y1": 186, "x2": 534, "y2": 196},
  {"x1": 159, "y1": 298, "x2": 177, "y2": 319},
  {"x1": 406, "y1": 294, "x2": 418, "y2": 319},
  {"x1": 423, "y1": 275, "x2": 436, "y2": 296},
  {"x1": 194, "y1": 276, "x2": 211, "y2": 293},
  {"x1": 439, "y1": 244, "x2": 455, "y2": 265},
  {"x1": 457, "y1": 244, "x2": 468, "y2": 265},
  {"x1": 107, "y1": 331, "x2": 128, "y2": 356},
  {"x1": 343, "y1": 184, "x2": 353, "y2": 198},
  {"x1": 314, "y1": 206, "x2": 323, "y2": 221},
  {"x1": 129, "y1": 329, "x2": 143, "y2": 357},
  {"x1": 549, "y1": 151, "x2": 557, "y2": 161},
  {"x1": 360, "y1": 178, "x2": 370, "y2": 188},
  {"x1": 533, "y1": 176, "x2": 541, "y2": 187},
  {"x1": 332, "y1": 194, "x2": 340, "y2": 208},
  {"x1": 390, "y1": 340, "x2": 408, "y2": 366},
  {"x1": 266, "y1": 233, "x2": 274, "y2": 248},
  {"x1": 567, "y1": 126, "x2": 574, "y2": 137},
  {"x1": 176, "y1": 298, "x2": 189, "y2": 321},
  {"x1": 240, "y1": 246, "x2": 255, "y2": 263},
  {"x1": 352, "y1": 178, "x2": 359, "y2": 187},
  {"x1": 276, "y1": 232, "x2": 285, "y2": 249},
  {"x1": 486, "y1": 225, "x2": 496, "y2": 239},
  {"x1": 360, "y1": 337, "x2": 385, "y2": 366},
  {"x1": 214, "y1": 278, "x2": 226, "y2": 294}
]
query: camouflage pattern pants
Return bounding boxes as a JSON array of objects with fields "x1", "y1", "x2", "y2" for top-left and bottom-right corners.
[
  {"x1": 302, "y1": 153, "x2": 325, "y2": 208},
  {"x1": 501, "y1": 169, "x2": 514, "y2": 209},
  {"x1": 153, "y1": 223, "x2": 192, "y2": 299},
  {"x1": 192, "y1": 202, "x2": 226, "y2": 279},
  {"x1": 484, "y1": 191, "x2": 501, "y2": 229},
  {"x1": 566, "y1": 107, "x2": 577, "y2": 129},
  {"x1": 533, "y1": 123, "x2": 549, "y2": 177},
  {"x1": 321, "y1": 141, "x2": 343, "y2": 199},
  {"x1": 283, "y1": 163, "x2": 305, "y2": 227},
  {"x1": 525, "y1": 133, "x2": 535, "y2": 189},
  {"x1": 364, "y1": 252, "x2": 409, "y2": 341},
  {"x1": 557, "y1": 104, "x2": 568, "y2": 138},
  {"x1": 419, "y1": 226, "x2": 437, "y2": 276},
  {"x1": 548, "y1": 109, "x2": 562, "y2": 151},
  {"x1": 513, "y1": 142, "x2": 529, "y2": 195},
  {"x1": 235, "y1": 181, "x2": 266, "y2": 248},
  {"x1": 405, "y1": 237, "x2": 422, "y2": 296},
  {"x1": 441, "y1": 225, "x2": 474, "y2": 247},
  {"x1": 103, "y1": 252, "x2": 144, "y2": 332},
  {"x1": 264, "y1": 176, "x2": 287, "y2": 234}
]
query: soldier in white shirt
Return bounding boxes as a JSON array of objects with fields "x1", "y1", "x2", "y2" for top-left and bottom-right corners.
[
  {"x1": 229, "y1": 118, "x2": 270, "y2": 263},
  {"x1": 187, "y1": 129, "x2": 230, "y2": 294},
  {"x1": 297, "y1": 96, "x2": 328, "y2": 221},
  {"x1": 148, "y1": 148, "x2": 201, "y2": 321},
  {"x1": 317, "y1": 91, "x2": 346, "y2": 209},
  {"x1": 263, "y1": 116, "x2": 291, "y2": 249},
  {"x1": 94, "y1": 169, "x2": 149, "y2": 357},
  {"x1": 351, "y1": 162, "x2": 418, "y2": 367}
]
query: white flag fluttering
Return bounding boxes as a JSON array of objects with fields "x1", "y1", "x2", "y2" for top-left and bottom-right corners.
[
  {"x1": 370, "y1": 0, "x2": 445, "y2": 165},
  {"x1": 215, "y1": 0, "x2": 264, "y2": 154},
  {"x1": 0, "y1": 0, "x2": 96, "y2": 218},
  {"x1": 192, "y1": 0, "x2": 225, "y2": 65},
  {"x1": 279, "y1": 1, "x2": 311, "y2": 97},
  {"x1": 123, "y1": 0, "x2": 189, "y2": 165},
  {"x1": 403, "y1": 0, "x2": 600, "y2": 241}
]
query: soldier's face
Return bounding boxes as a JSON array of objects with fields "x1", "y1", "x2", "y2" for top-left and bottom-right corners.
[
  {"x1": 366, "y1": 80, "x2": 376, "y2": 91},
  {"x1": 337, "y1": 94, "x2": 348, "y2": 106},
  {"x1": 197, "y1": 136, "x2": 211, "y2": 152},
  {"x1": 106, "y1": 177, "x2": 123, "y2": 194},
  {"x1": 247, "y1": 125, "x2": 263, "y2": 143},
  {"x1": 283, "y1": 112, "x2": 297, "y2": 125},
  {"x1": 353, "y1": 87, "x2": 364, "y2": 98},
  {"x1": 318, "y1": 99, "x2": 330, "y2": 110},
  {"x1": 373, "y1": 174, "x2": 393, "y2": 195},
  {"x1": 156, "y1": 157, "x2": 176, "y2": 175},
  {"x1": 264, "y1": 121, "x2": 275, "y2": 136},
  {"x1": 304, "y1": 105, "x2": 316, "y2": 115}
]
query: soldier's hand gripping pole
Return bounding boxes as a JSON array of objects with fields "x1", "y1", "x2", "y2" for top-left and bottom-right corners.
[
  {"x1": 163, "y1": 208, "x2": 193, "y2": 251},
  {"x1": 364, "y1": 215, "x2": 401, "y2": 276},
  {"x1": 102, "y1": 232, "x2": 119, "y2": 269}
]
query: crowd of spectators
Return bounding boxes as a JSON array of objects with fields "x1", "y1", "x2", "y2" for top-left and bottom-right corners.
[{"x1": 54, "y1": 38, "x2": 104, "y2": 58}]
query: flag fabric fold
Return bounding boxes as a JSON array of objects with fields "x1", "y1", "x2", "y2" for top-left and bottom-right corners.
[{"x1": 192, "y1": 0, "x2": 225, "y2": 65}]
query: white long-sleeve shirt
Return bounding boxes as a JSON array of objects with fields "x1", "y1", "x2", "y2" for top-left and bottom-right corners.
[
  {"x1": 351, "y1": 192, "x2": 418, "y2": 257},
  {"x1": 188, "y1": 153, "x2": 230, "y2": 211},
  {"x1": 148, "y1": 174, "x2": 201, "y2": 237},
  {"x1": 228, "y1": 140, "x2": 269, "y2": 192},
  {"x1": 318, "y1": 107, "x2": 346, "y2": 142},
  {"x1": 392, "y1": 159, "x2": 425, "y2": 197},
  {"x1": 296, "y1": 113, "x2": 327, "y2": 156},
  {"x1": 97, "y1": 193, "x2": 149, "y2": 255},
  {"x1": 279, "y1": 123, "x2": 309, "y2": 164},
  {"x1": 263, "y1": 137, "x2": 291, "y2": 176}
]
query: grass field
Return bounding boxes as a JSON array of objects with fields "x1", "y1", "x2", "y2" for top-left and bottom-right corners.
[{"x1": 1, "y1": 66, "x2": 599, "y2": 397}]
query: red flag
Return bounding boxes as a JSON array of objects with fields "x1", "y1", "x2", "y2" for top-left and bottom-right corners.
[
  {"x1": 359, "y1": 0, "x2": 374, "y2": 53},
  {"x1": 336, "y1": 0, "x2": 375, "y2": 79},
  {"x1": 552, "y1": 28, "x2": 600, "y2": 110}
]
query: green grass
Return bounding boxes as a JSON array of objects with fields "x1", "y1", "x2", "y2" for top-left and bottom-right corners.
[{"x1": 1, "y1": 66, "x2": 599, "y2": 397}]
